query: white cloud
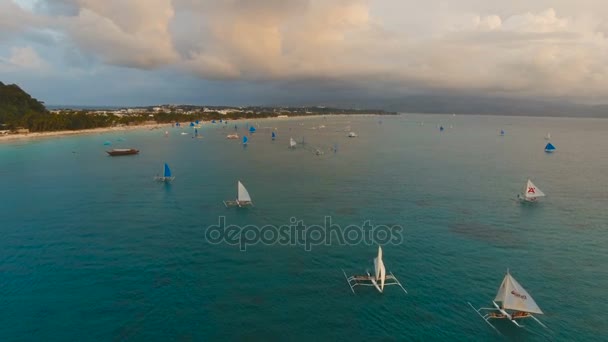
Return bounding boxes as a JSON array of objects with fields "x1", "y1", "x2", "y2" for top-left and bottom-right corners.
[
  {"x1": 3, "y1": 0, "x2": 608, "y2": 100},
  {"x1": 0, "y1": 46, "x2": 48, "y2": 72}
]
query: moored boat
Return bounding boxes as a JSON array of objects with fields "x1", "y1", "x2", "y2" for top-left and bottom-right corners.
[{"x1": 106, "y1": 148, "x2": 139, "y2": 156}]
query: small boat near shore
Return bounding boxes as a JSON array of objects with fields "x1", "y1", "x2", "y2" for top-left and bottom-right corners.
[{"x1": 106, "y1": 148, "x2": 139, "y2": 156}]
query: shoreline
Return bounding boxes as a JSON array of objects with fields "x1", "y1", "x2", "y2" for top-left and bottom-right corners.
[
  {"x1": 0, "y1": 123, "x2": 170, "y2": 143},
  {"x1": 0, "y1": 114, "x2": 383, "y2": 144}
]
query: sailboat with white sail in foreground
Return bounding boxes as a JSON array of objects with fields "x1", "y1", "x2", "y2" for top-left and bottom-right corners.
[
  {"x1": 468, "y1": 270, "x2": 547, "y2": 332},
  {"x1": 223, "y1": 181, "x2": 253, "y2": 208},
  {"x1": 518, "y1": 179, "x2": 545, "y2": 202},
  {"x1": 342, "y1": 246, "x2": 407, "y2": 295}
]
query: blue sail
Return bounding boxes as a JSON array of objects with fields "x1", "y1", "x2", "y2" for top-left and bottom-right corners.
[
  {"x1": 243, "y1": 136, "x2": 248, "y2": 145},
  {"x1": 212, "y1": 120, "x2": 216, "y2": 123},
  {"x1": 249, "y1": 126, "x2": 256, "y2": 133},
  {"x1": 195, "y1": 120, "x2": 199, "y2": 124},
  {"x1": 272, "y1": 131, "x2": 276, "y2": 140},
  {"x1": 500, "y1": 129, "x2": 505, "y2": 135},
  {"x1": 190, "y1": 122, "x2": 194, "y2": 127},
  {"x1": 545, "y1": 142, "x2": 556, "y2": 152},
  {"x1": 439, "y1": 126, "x2": 444, "y2": 132},
  {"x1": 164, "y1": 163, "x2": 172, "y2": 177}
]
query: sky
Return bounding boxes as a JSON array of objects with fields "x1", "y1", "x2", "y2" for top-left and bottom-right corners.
[{"x1": 1, "y1": 0, "x2": 608, "y2": 107}]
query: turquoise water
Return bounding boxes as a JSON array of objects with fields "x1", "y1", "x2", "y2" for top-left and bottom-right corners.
[{"x1": 0, "y1": 114, "x2": 607, "y2": 341}]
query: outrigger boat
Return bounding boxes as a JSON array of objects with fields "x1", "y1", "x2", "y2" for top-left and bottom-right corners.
[
  {"x1": 154, "y1": 163, "x2": 175, "y2": 182},
  {"x1": 517, "y1": 179, "x2": 545, "y2": 202},
  {"x1": 468, "y1": 270, "x2": 547, "y2": 333},
  {"x1": 223, "y1": 181, "x2": 253, "y2": 208},
  {"x1": 342, "y1": 246, "x2": 407, "y2": 294}
]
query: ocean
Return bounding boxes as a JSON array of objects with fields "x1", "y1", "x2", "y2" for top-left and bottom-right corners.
[{"x1": 0, "y1": 114, "x2": 606, "y2": 341}]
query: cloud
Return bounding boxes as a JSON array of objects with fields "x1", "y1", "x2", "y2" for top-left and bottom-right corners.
[
  {"x1": 0, "y1": 46, "x2": 48, "y2": 72},
  {"x1": 0, "y1": 1, "x2": 39, "y2": 39},
  {"x1": 31, "y1": 0, "x2": 179, "y2": 69},
  {"x1": 3, "y1": 0, "x2": 608, "y2": 101}
]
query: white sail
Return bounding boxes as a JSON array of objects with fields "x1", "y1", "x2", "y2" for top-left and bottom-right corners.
[
  {"x1": 545, "y1": 132, "x2": 551, "y2": 140},
  {"x1": 523, "y1": 179, "x2": 545, "y2": 199},
  {"x1": 289, "y1": 137, "x2": 297, "y2": 148},
  {"x1": 373, "y1": 246, "x2": 386, "y2": 292},
  {"x1": 237, "y1": 181, "x2": 252, "y2": 202},
  {"x1": 494, "y1": 272, "x2": 543, "y2": 314}
]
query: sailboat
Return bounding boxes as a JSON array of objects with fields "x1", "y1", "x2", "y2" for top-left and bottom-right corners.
[
  {"x1": 518, "y1": 179, "x2": 545, "y2": 202},
  {"x1": 271, "y1": 131, "x2": 276, "y2": 140},
  {"x1": 544, "y1": 142, "x2": 556, "y2": 153},
  {"x1": 289, "y1": 137, "x2": 297, "y2": 148},
  {"x1": 223, "y1": 181, "x2": 253, "y2": 207},
  {"x1": 500, "y1": 129, "x2": 505, "y2": 136},
  {"x1": 154, "y1": 163, "x2": 175, "y2": 182},
  {"x1": 249, "y1": 126, "x2": 256, "y2": 134},
  {"x1": 342, "y1": 246, "x2": 407, "y2": 294},
  {"x1": 468, "y1": 270, "x2": 547, "y2": 331},
  {"x1": 545, "y1": 132, "x2": 551, "y2": 140},
  {"x1": 243, "y1": 136, "x2": 248, "y2": 145},
  {"x1": 348, "y1": 132, "x2": 358, "y2": 137}
]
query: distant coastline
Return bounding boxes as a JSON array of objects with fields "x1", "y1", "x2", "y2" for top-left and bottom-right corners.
[{"x1": 0, "y1": 114, "x2": 367, "y2": 144}]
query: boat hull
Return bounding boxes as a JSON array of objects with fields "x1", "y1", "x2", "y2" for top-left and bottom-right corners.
[
  {"x1": 518, "y1": 195, "x2": 540, "y2": 203},
  {"x1": 106, "y1": 149, "x2": 139, "y2": 156}
]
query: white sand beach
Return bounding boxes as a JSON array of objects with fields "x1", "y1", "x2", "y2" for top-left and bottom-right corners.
[{"x1": 0, "y1": 123, "x2": 171, "y2": 143}]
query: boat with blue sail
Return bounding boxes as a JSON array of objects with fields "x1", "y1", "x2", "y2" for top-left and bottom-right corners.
[
  {"x1": 272, "y1": 131, "x2": 276, "y2": 140},
  {"x1": 544, "y1": 142, "x2": 556, "y2": 153},
  {"x1": 243, "y1": 135, "x2": 248, "y2": 145},
  {"x1": 154, "y1": 163, "x2": 175, "y2": 182}
]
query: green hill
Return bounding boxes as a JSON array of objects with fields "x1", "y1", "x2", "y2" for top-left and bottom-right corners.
[
  {"x1": 0, "y1": 81, "x2": 47, "y2": 130},
  {"x1": 0, "y1": 82, "x2": 119, "y2": 132}
]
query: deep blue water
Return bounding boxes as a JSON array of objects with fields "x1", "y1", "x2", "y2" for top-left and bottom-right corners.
[{"x1": 1, "y1": 114, "x2": 607, "y2": 341}]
